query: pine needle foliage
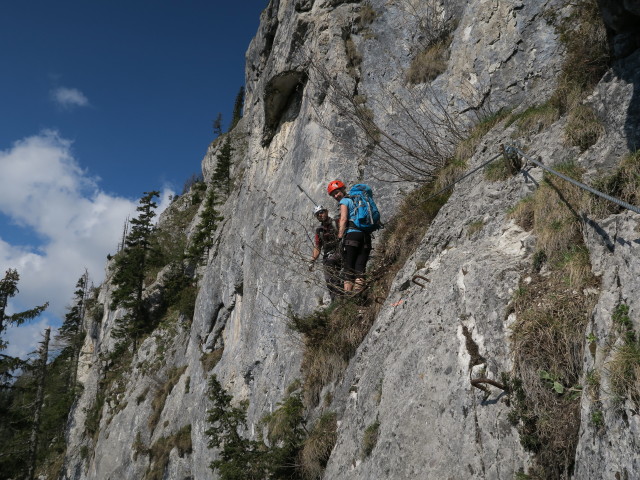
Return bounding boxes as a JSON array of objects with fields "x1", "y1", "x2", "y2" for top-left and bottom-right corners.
[
  {"x1": 187, "y1": 186, "x2": 224, "y2": 263},
  {"x1": 110, "y1": 191, "x2": 160, "y2": 349}
]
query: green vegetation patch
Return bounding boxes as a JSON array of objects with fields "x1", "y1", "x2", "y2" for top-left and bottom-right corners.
[
  {"x1": 361, "y1": 419, "x2": 380, "y2": 459},
  {"x1": 206, "y1": 375, "x2": 324, "y2": 480},
  {"x1": 606, "y1": 304, "x2": 640, "y2": 407}
]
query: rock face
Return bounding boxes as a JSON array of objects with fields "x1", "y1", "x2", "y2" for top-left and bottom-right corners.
[{"x1": 62, "y1": 1, "x2": 640, "y2": 479}]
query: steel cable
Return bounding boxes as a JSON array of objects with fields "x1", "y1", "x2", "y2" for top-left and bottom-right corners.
[
  {"x1": 505, "y1": 145, "x2": 640, "y2": 215},
  {"x1": 423, "y1": 152, "x2": 504, "y2": 203}
]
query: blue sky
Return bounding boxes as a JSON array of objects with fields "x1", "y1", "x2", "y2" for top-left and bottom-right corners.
[{"x1": 0, "y1": 1, "x2": 267, "y2": 357}]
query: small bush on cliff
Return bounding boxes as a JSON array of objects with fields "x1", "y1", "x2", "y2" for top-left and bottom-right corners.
[
  {"x1": 206, "y1": 375, "x2": 333, "y2": 480},
  {"x1": 206, "y1": 375, "x2": 268, "y2": 480}
]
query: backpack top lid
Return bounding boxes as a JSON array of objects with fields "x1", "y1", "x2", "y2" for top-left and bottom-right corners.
[
  {"x1": 348, "y1": 184, "x2": 373, "y2": 197},
  {"x1": 346, "y1": 184, "x2": 381, "y2": 232}
]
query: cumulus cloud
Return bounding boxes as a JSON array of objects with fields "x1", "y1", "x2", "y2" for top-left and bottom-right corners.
[
  {"x1": 0, "y1": 131, "x2": 174, "y2": 357},
  {"x1": 51, "y1": 86, "x2": 90, "y2": 109}
]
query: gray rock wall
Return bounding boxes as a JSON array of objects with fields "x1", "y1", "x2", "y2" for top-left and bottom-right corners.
[{"x1": 61, "y1": 1, "x2": 640, "y2": 479}]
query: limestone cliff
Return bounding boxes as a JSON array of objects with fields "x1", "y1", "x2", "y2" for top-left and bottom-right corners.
[{"x1": 61, "y1": 1, "x2": 640, "y2": 479}]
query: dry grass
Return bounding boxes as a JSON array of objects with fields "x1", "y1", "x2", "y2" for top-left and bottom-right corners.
[
  {"x1": 608, "y1": 341, "x2": 640, "y2": 405},
  {"x1": 144, "y1": 425, "x2": 192, "y2": 480},
  {"x1": 565, "y1": 105, "x2": 604, "y2": 152},
  {"x1": 506, "y1": 102, "x2": 561, "y2": 137},
  {"x1": 605, "y1": 304, "x2": 640, "y2": 407},
  {"x1": 484, "y1": 157, "x2": 512, "y2": 182},
  {"x1": 300, "y1": 412, "x2": 337, "y2": 480},
  {"x1": 551, "y1": 0, "x2": 609, "y2": 115},
  {"x1": 466, "y1": 220, "x2": 485, "y2": 237},
  {"x1": 509, "y1": 162, "x2": 587, "y2": 263},
  {"x1": 201, "y1": 348, "x2": 224, "y2": 372},
  {"x1": 288, "y1": 300, "x2": 375, "y2": 406},
  {"x1": 406, "y1": 37, "x2": 451, "y2": 85},
  {"x1": 509, "y1": 268, "x2": 598, "y2": 478},
  {"x1": 359, "y1": 2, "x2": 377, "y2": 26},
  {"x1": 506, "y1": 154, "x2": 601, "y2": 477},
  {"x1": 590, "y1": 150, "x2": 640, "y2": 217},
  {"x1": 148, "y1": 366, "x2": 187, "y2": 432}
]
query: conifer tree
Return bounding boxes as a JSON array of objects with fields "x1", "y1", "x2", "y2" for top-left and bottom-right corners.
[
  {"x1": 57, "y1": 270, "x2": 89, "y2": 395},
  {"x1": 230, "y1": 86, "x2": 245, "y2": 130},
  {"x1": 213, "y1": 113, "x2": 223, "y2": 137},
  {"x1": 0, "y1": 269, "x2": 48, "y2": 477},
  {"x1": 0, "y1": 269, "x2": 48, "y2": 382},
  {"x1": 111, "y1": 191, "x2": 159, "y2": 349},
  {"x1": 212, "y1": 137, "x2": 233, "y2": 195},
  {"x1": 187, "y1": 187, "x2": 224, "y2": 262}
]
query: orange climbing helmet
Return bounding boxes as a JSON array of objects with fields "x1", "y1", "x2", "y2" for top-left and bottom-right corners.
[{"x1": 327, "y1": 180, "x2": 345, "y2": 195}]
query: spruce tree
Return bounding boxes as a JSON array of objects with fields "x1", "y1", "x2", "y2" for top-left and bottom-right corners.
[
  {"x1": 111, "y1": 191, "x2": 159, "y2": 349},
  {"x1": 187, "y1": 187, "x2": 224, "y2": 263},
  {"x1": 212, "y1": 137, "x2": 233, "y2": 195},
  {"x1": 230, "y1": 86, "x2": 245, "y2": 130},
  {"x1": 0, "y1": 269, "x2": 48, "y2": 477},
  {"x1": 213, "y1": 113, "x2": 223, "y2": 137},
  {"x1": 0, "y1": 269, "x2": 48, "y2": 381},
  {"x1": 57, "y1": 270, "x2": 89, "y2": 395}
]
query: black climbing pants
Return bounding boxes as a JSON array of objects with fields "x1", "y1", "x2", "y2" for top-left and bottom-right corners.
[{"x1": 342, "y1": 231, "x2": 371, "y2": 283}]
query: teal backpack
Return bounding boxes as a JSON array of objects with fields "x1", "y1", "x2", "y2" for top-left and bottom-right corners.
[{"x1": 347, "y1": 184, "x2": 382, "y2": 233}]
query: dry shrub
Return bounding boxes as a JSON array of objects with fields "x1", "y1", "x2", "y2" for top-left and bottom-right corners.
[
  {"x1": 406, "y1": 37, "x2": 451, "y2": 85},
  {"x1": 300, "y1": 412, "x2": 337, "y2": 480},
  {"x1": 564, "y1": 104, "x2": 604, "y2": 152}
]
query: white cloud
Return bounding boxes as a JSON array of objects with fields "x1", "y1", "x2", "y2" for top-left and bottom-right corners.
[
  {"x1": 51, "y1": 86, "x2": 90, "y2": 109},
  {"x1": 0, "y1": 131, "x2": 175, "y2": 357},
  {"x1": 3, "y1": 317, "x2": 56, "y2": 360}
]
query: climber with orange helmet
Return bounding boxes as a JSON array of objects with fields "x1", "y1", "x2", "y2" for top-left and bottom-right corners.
[
  {"x1": 309, "y1": 205, "x2": 342, "y2": 300},
  {"x1": 327, "y1": 180, "x2": 372, "y2": 293}
]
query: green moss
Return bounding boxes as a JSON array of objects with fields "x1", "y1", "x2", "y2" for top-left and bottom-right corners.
[{"x1": 361, "y1": 419, "x2": 380, "y2": 459}]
